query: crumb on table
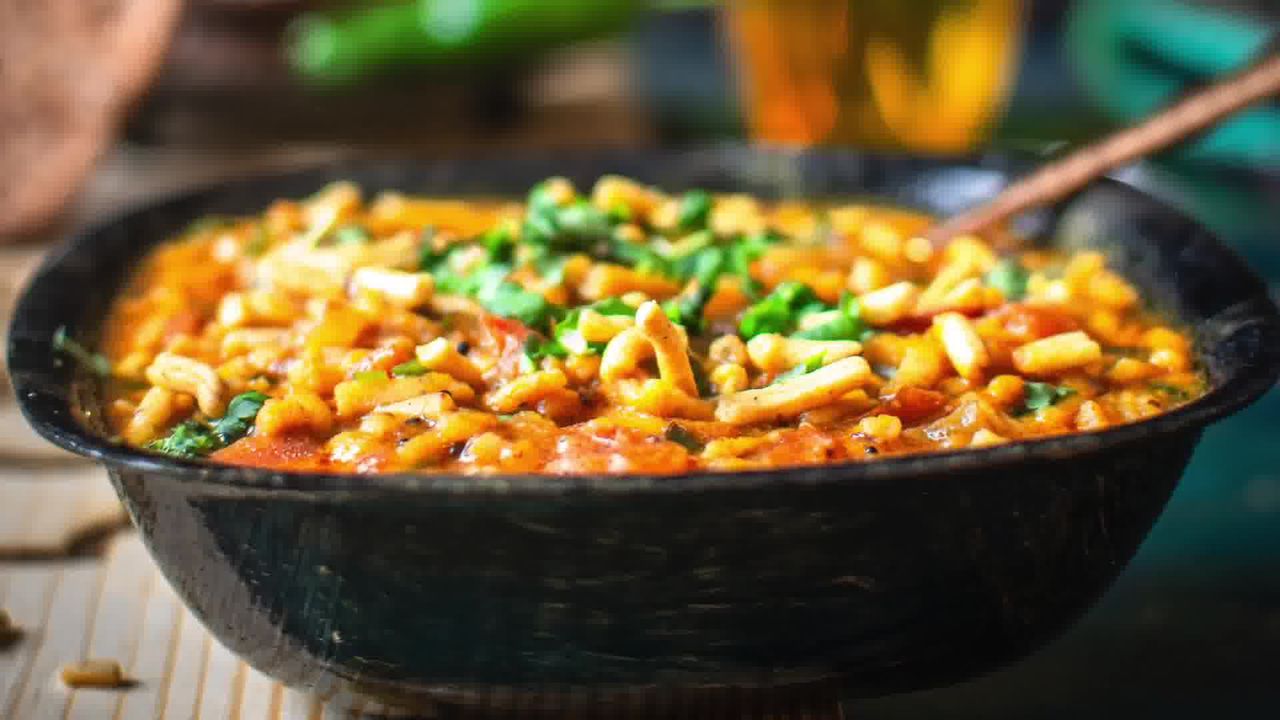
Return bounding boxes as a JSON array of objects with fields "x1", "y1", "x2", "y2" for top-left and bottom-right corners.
[
  {"x1": 0, "y1": 608, "x2": 21, "y2": 648},
  {"x1": 59, "y1": 659, "x2": 131, "y2": 689}
]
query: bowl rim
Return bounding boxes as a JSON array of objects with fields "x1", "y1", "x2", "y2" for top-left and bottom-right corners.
[{"x1": 9, "y1": 148, "x2": 1280, "y2": 497}]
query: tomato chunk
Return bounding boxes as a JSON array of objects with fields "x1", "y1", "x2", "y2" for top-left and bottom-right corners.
[
  {"x1": 993, "y1": 304, "x2": 1079, "y2": 342},
  {"x1": 880, "y1": 387, "x2": 949, "y2": 424},
  {"x1": 547, "y1": 426, "x2": 695, "y2": 475},
  {"x1": 213, "y1": 435, "x2": 328, "y2": 472},
  {"x1": 481, "y1": 314, "x2": 532, "y2": 379}
]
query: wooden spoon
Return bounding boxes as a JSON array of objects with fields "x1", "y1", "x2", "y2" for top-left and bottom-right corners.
[{"x1": 925, "y1": 51, "x2": 1280, "y2": 245}]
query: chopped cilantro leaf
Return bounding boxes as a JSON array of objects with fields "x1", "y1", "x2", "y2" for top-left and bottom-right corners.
[
  {"x1": 1020, "y1": 382, "x2": 1076, "y2": 414},
  {"x1": 666, "y1": 231, "x2": 716, "y2": 277},
  {"x1": 584, "y1": 297, "x2": 636, "y2": 317},
  {"x1": 555, "y1": 201, "x2": 612, "y2": 243},
  {"x1": 481, "y1": 226, "x2": 515, "y2": 264},
  {"x1": 148, "y1": 420, "x2": 221, "y2": 459},
  {"x1": 391, "y1": 359, "x2": 427, "y2": 377},
  {"x1": 794, "y1": 292, "x2": 871, "y2": 342},
  {"x1": 772, "y1": 353, "x2": 825, "y2": 384},
  {"x1": 663, "y1": 246, "x2": 726, "y2": 332},
  {"x1": 677, "y1": 189, "x2": 713, "y2": 231},
  {"x1": 1150, "y1": 382, "x2": 1191, "y2": 401},
  {"x1": 211, "y1": 391, "x2": 269, "y2": 445},
  {"x1": 738, "y1": 281, "x2": 824, "y2": 339},
  {"x1": 606, "y1": 204, "x2": 632, "y2": 223},
  {"x1": 522, "y1": 210, "x2": 559, "y2": 248},
  {"x1": 553, "y1": 298, "x2": 635, "y2": 355},
  {"x1": 726, "y1": 231, "x2": 778, "y2": 299},
  {"x1": 420, "y1": 236, "x2": 564, "y2": 331},
  {"x1": 522, "y1": 179, "x2": 613, "y2": 253},
  {"x1": 417, "y1": 227, "x2": 444, "y2": 270},
  {"x1": 606, "y1": 229, "x2": 724, "y2": 284},
  {"x1": 477, "y1": 280, "x2": 560, "y2": 330},
  {"x1": 523, "y1": 334, "x2": 569, "y2": 369},
  {"x1": 149, "y1": 391, "x2": 268, "y2": 459},
  {"x1": 447, "y1": 263, "x2": 506, "y2": 296},
  {"x1": 533, "y1": 254, "x2": 569, "y2": 285},
  {"x1": 332, "y1": 224, "x2": 371, "y2": 246},
  {"x1": 607, "y1": 232, "x2": 672, "y2": 277},
  {"x1": 526, "y1": 178, "x2": 564, "y2": 216},
  {"x1": 986, "y1": 258, "x2": 1029, "y2": 300},
  {"x1": 52, "y1": 326, "x2": 110, "y2": 377}
]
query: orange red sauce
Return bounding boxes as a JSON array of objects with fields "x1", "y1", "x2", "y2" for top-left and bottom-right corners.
[{"x1": 95, "y1": 177, "x2": 1202, "y2": 475}]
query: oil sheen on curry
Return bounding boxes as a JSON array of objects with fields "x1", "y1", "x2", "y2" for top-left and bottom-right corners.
[{"x1": 91, "y1": 177, "x2": 1203, "y2": 475}]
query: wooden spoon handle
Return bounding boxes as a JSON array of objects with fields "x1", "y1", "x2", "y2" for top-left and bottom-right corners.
[{"x1": 926, "y1": 51, "x2": 1280, "y2": 244}]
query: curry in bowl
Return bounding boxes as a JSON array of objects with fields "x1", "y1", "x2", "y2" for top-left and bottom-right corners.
[{"x1": 85, "y1": 176, "x2": 1201, "y2": 474}]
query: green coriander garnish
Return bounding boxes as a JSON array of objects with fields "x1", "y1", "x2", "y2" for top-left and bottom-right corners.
[
  {"x1": 793, "y1": 292, "x2": 871, "y2": 342},
  {"x1": 148, "y1": 391, "x2": 268, "y2": 459},
  {"x1": 1019, "y1": 381, "x2": 1076, "y2": 414},
  {"x1": 332, "y1": 224, "x2": 371, "y2": 246},
  {"x1": 676, "y1": 189, "x2": 713, "y2": 231},
  {"x1": 771, "y1": 353, "x2": 825, "y2": 384},
  {"x1": 52, "y1": 326, "x2": 110, "y2": 377},
  {"x1": 985, "y1": 258, "x2": 1029, "y2": 301},
  {"x1": 738, "y1": 281, "x2": 826, "y2": 339},
  {"x1": 391, "y1": 359, "x2": 427, "y2": 377}
]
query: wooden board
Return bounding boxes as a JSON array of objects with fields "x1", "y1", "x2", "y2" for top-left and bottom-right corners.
[
  {"x1": 0, "y1": 467, "x2": 126, "y2": 558},
  {"x1": 0, "y1": 533, "x2": 429, "y2": 720}
]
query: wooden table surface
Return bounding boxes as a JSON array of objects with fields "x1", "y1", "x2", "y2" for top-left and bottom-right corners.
[{"x1": 0, "y1": 530, "x2": 438, "y2": 720}]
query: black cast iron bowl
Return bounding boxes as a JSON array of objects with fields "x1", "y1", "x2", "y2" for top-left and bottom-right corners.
[{"x1": 9, "y1": 148, "x2": 1280, "y2": 713}]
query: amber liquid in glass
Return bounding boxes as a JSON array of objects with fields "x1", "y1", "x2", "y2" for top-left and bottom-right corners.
[{"x1": 725, "y1": 0, "x2": 1023, "y2": 152}]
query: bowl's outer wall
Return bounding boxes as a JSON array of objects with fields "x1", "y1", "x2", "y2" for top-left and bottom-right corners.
[
  {"x1": 114, "y1": 429, "x2": 1193, "y2": 699},
  {"x1": 9, "y1": 148, "x2": 1280, "y2": 704}
]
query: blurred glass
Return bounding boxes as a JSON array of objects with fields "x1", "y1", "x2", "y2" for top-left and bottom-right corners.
[{"x1": 724, "y1": 0, "x2": 1024, "y2": 152}]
